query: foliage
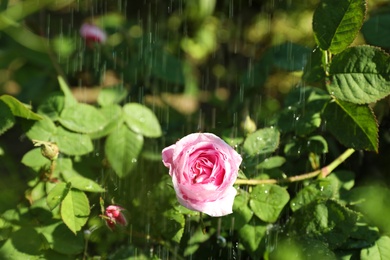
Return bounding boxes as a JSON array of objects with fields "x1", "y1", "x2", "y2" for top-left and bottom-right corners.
[{"x1": 1, "y1": 0, "x2": 390, "y2": 259}]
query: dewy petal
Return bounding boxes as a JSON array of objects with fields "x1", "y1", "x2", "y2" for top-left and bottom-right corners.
[{"x1": 176, "y1": 186, "x2": 237, "y2": 217}]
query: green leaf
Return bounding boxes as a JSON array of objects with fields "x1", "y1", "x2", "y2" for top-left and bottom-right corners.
[
  {"x1": 25, "y1": 115, "x2": 57, "y2": 141},
  {"x1": 123, "y1": 103, "x2": 162, "y2": 138},
  {"x1": 272, "y1": 42, "x2": 311, "y2": 71},
  {"x1": 59, "y1": 103, "x2": 107, "y2": 134},
  {"x1": 105, "y1": 124, "x2": 144, "y2": 178},
  {"x1": 269, "y1": 237, "x2": 336, "y2": 260},
  {"x1": 323, "y1": 99, "x2": 378, "y2": 151},
  {"x1": 238, "y1": 218, "x2": 267, "y2": 256},
  {"x1": 97, "y1": 86, "x2": 128, "y2": 107},
  {"x1": 328, "y1": 46, "x2": 390, "y2": 104},
  {"x1": 256, "y1": 156, "x2": 286, "y2": 170},
  {"x1": 63, "y1": 172, "x2": 105, "y2": 193},
  {"x1": 53, "y1": 126, "x2": 93, "y2": 156},
  {"x1": 37, "y1": 93, "x2": 64, "y2": 121},
  {"x1": 162, "y1": 209, "x2": 185, "y2": 244},
  {"x1": 39, "y1": 222, "x2": 84, "y2": 255},
  {"x1": 57, "y1": 76, "x2": 77, "y2": 108},
  {"x1": 60, "y1": 189, "x2": 90, "y2": 234},
  {"x1": 360, "y1": 236, "x2": 390, "y2": 260},
  {"x1": 278, "y1": 88, "x2": 330, "y2": 136},
  {"x1": 46, "y1": 183, "x2": 71, "y2": 210},
  {"x1": 284, "y1": 135, "x2": 328, "y2": 156},
  {"x1": 290, "y1": 178, "x2": 339, "y2": 212},
  {"x1": 220, "y1": 190, "x2": 253, "y2": 230},
  {"x1": 288, "y1": 199, "x2": 359, "y2": 249},
  {"x1": 362, "y1": 13, "x2": 390, "y2": 48},
  {"x1": 303, "y1": 48, "x2": 326, "y2": 83},
  {"x1": 0, "y1": 100, "x2": 15, "y2": 135},
  {"x1": 249, "y1": 184, "x2": 289, "y2": 223},
  {"x1": 89, "y1": 104, "x2": 123, "y2": 139},
  {"x1": 10, "y1": 227, "x2": 44, "y2": 256},
  {"x1": 313, "y1": 0, "x2": 366, "y2": 54},
  {"x1": 150, "y1": 50, "x2": 185, "y2": 85},
  {"x1": 0, "y1": 95, "x2": 42, "y2": 120},
  {"x1": 243, "y1": 127, "x2": 280, "y2": 156},
  {"x1": 21, "y1": 148, "x2": 50, "y2": 170}
]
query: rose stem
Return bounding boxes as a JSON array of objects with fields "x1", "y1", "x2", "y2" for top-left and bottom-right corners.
[{"x1": 235, "y1": 148, "x2": 355, "y2": 186}]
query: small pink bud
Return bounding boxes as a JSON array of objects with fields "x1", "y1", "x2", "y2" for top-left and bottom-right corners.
[
  {"x1": 80, "y1": 23, "x2": 107, "y2": 44},
  {"x1": 104, "y1": 205, "x2": 127, "y2": 230}
]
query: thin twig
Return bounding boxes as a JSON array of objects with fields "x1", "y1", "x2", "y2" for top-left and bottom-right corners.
[{"x1": 235, "y1": 148, "x2": 355, "y2": 186}]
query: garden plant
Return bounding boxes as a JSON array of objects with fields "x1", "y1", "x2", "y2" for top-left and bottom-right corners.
[{"x1": 0, "y1": 0, "x2": 390, "y2": 259}]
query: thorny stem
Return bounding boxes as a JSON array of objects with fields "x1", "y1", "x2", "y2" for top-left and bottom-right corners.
[{"x1": 235, "y1": 148, "x2": 355, "y2": 186}]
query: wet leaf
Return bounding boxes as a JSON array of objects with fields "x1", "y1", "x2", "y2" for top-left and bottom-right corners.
[
  {"x1": 288, "y1": 199, "x2": 359, "y2": 249},
  {"x1": 105, "y1": 124, "x2": 144, "y2": 178},
  {"x1": 123, "y1": 103, "x2": 162, "y2": 138},
  {"x1": 249, "y1": 184, "x2": 289, "y2": 223},
  {"x1": 323, "y1": 99, "x2": 378, "y2": 152},
  {"x1": 328, "y1": 46, "x2": 390, "y2": 104},
  {"x1": 59, "y1": 103, "x2": 107, "y2": 134},
  {"x1": 60, "y1": 189, "x2": 90, "y2": 234},
  {"x1": 21, "y1": 148, "x2": 50, "y2": 170},
  {"x1": 256, "y1": 156, "x2": 286, "y2": 170},
  {"x1": 64, "y1": 173, "x2": 105, "y2": 193},
  {"x1": 162, "y1": 209, "x2": 185, "y2": 244},
  {"x1": 47, "y1": 183, "x2": 71, "y2": 210},
  {"x1": 0, "y1": 95, "x2": 42, "y2": 120},
  {"x1": 243, "y1": 127, "x2": 280, "y2": 156},
  {"x1": 290, "y1": 178, "x2": 339, "y2": 212},
  {"x1": 284, "y1": 135, "x2": 328, "y2": 156},
  {"x1": 220, "y1": 190, "x2": 253, "y2": 230},
  {"x1": 313, "y1": 0, "x2": 366, "y2": 54}
]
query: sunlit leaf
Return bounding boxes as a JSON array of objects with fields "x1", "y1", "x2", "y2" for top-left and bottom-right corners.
[
  {"x1": 220, "y1": 190, "x2": 253, "y2": 230},
  {"x1": 360, "y1": 236, "x2": 390, "y2": 260},
  {"x1": 0, "y1": 95, "x2": 42, "y2": 120},
  {"x1": 53, "y1": 126, "x2": 93, "y2": 156},
  {"x1": 256, "y1": 156, "x2": 285, "y2": 170},
  {"x1": 243, "y1": 127, "x2": 280, "y2": 156},
  {"x1": 323, "y1": 99, "x2": 378, "y2": 152},
  {"x1": 46, "y1": 183, "x2": 71, "y2": 210},
  {"x1": 62, "y1": 172, "x2": 105, "y2": 193},
  {"x1": 249, "y1": 184, "x2": 289, "y2": 223},
  {"x1": 123, "y1": 103, "x2": 162, "y2": 138},
  {"x1": 59, "y1": 103, "x2": 107, "y2": 134},
  {"x1": 105, "y1": 124, "x2": 144, "y2": 178},
  {"x1": 60, "y1": 189, "x2": 90, "y2": 234},
  {"x1": 21, "y1": 148, "x2": 50, "y2": 170},
  {"x1": 328, "y1": 46, "x2": 390, "y2": 104},
  {"x1": 25, "y1": 115, "x2": 57, "y2": 141},
  {"x1": 313, "y1": 0, "x2": 366, "y2": 54}
]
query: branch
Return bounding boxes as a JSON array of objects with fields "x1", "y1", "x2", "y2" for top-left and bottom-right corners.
[{"x1": 235, "y1": 148, "x2": 355, "y2": 186}]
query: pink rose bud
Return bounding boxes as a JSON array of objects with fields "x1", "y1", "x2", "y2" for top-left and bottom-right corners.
[
  {"x1": 104, "y1": 205, "x2": 127, "y2": 230},
  {"x1": 162, "y1": 133, "x2": 242, "y2": 217},
  {"x1": 80, "y1": 23, "x2": 107, "y2": 44}
]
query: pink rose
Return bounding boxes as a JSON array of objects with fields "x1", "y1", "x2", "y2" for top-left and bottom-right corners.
[
  {"x1": 80, "y1": 23, "x2": 107, "y2": 44},
  {"x1": 104, "y1": 205, "x2": 127, "y2": 230},
  {"x1": 162, "y1": 133, "x2": 242, "y2": 217}
]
